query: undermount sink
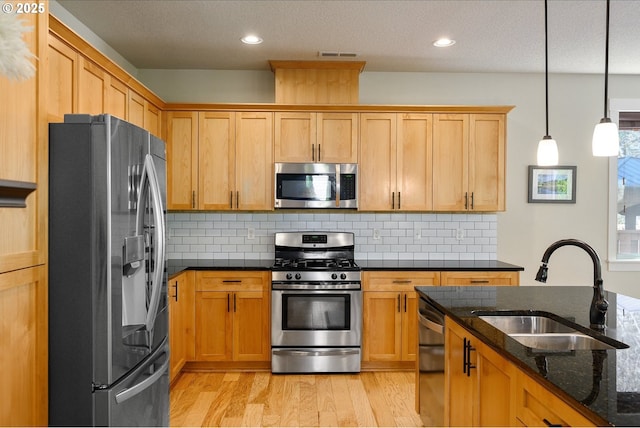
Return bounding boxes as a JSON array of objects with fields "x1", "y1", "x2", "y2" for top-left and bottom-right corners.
[{"x1": 473, "y1": 310, "x2": 629, "y2": 351}]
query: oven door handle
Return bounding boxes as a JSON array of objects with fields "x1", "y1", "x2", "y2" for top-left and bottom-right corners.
[{"x1": 272, "y1": 349, "x2": 360, "y2": 357}]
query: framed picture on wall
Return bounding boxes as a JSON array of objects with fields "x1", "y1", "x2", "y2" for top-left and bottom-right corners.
[{"x1": 528, "y1": 165, "x2": 577, "y2": 203}]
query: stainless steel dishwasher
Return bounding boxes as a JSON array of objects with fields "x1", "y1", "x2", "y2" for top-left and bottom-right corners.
[{"x1": 418, "y1": 295, "x2": 445, "y2": 427}]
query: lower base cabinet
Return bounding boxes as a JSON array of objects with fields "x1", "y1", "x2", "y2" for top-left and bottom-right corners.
[
  {"x1": 169, "y1": 270, "x2": 194, "y2": 383},
  {"x1": 445, "y1": 317, "x2": 516, "y2": 426},
  {"x1": 444, "y1": 317, "x2": 600, "y2": 427},
  {"x1": 363, "y1": 272, "x2": 439, "y2": 366},
  {"x1": 194, "y1": 271, "x2": 270, "y2": 362}
]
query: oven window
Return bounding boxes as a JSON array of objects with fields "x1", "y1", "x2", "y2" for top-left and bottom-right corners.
[
  {"x1": 282, "y1": 294, "x2": 350, "y2": 330},
  {"x1": 276, "y1": 174, "x2": 336, "y2": 201}
]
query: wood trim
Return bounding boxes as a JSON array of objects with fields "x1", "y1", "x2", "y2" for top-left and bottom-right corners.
[
  {"x1": 164, "y1": 103, "x2": 515, "y2": 114},
  {"x1": 269, "y1": 60, "x2": 366, "y2": 72},
  {"x1": 48, "y1": 14, "x2": 165, "y2": 109},
  {"x1": 183, "y1": 361, "x2": 271, "y2": 372}
]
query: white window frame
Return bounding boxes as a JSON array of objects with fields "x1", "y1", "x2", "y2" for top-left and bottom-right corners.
[{"x1": 608, "y1": 98, "x2": 640, "y2": 271}]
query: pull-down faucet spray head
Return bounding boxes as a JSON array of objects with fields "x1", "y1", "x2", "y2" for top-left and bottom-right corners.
[{"x1": 534, "y1": 263, "x2": 548, "y2": 283}]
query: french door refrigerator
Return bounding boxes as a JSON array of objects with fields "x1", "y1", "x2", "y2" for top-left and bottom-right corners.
[{"x1": 49, "y1": 114, "x2": 169, "y2": 426}]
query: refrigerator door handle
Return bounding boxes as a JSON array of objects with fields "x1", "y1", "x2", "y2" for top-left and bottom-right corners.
[
  {"x1": 135, "y1": 154, "x2": 166, "y2": 332},
  {"x1": 114, "y1": 342, "x2": 169, "y2": 404}
]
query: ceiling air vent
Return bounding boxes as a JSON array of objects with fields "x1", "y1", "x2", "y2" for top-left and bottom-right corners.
[{"x1": 319, "y1": 51, "x2": 359, "y2": 58}]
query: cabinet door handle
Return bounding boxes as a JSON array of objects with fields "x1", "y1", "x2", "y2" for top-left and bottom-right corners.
[
  {"x1": 464, "y1": 192, "x2": 468, "y2": 210},
  {"x1": 222, "y1": 280, "x2": 242, "y2": 283},
  {"x1": 470, "y1": 192, "x2": 474, "y2": 210},
  {"x1": 230, "y1": 191, "x2": 233, "y2": 209},
  {"x1": 398, "y1": 191, "x2": 401, "y2": 209},
  {"x1": 227, "y1": 293, "x2": 230, "y2": 312},
  {"x1": 397, "y1": 294, "x2": 401, "y2": 312},
  {"x1": 233, "y1": 293, "x2": 237, "y2": 312},
  {"x1": 192, "y1": 190, "x2": 196, "y2": 209},
  {"x1": 236, "y1": 191, "x2": 239, "y2": 209},
  {"x1": 404, "y1": 293, "x2": 407, "y2": 312},
  {"x1": 542, "y1": 418, "x2": 562, "y2": 427},
  {"x1": 392, "y1": 280, "x2": 411, "y2": 284},
  {"x1": 171, "y1": 281, "x2": 178, "y2": 302},
  {"x1": 312, "y1": 144, "x2": 316, "y2": 161},
  {"x1": 463, "y1": 337, "x2": 476, "y2": 376},
  {"x1": 318, "y1": 144, "x2": 321, "y2": 161},
  {"x1": 470, "y1": 280, "x2": 490, "y2": 284},
  {"x1": 392, "y1": 192, "x2": 395, "y2": 209}
]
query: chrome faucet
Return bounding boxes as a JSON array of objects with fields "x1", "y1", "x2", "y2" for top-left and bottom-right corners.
[{"x1": 534, "y1": 239, "x2": 608, "y2": 330}]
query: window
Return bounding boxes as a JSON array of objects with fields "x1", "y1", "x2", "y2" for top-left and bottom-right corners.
[{"x1": 608, "y1": 100, "x2": 640, "y2": 270}]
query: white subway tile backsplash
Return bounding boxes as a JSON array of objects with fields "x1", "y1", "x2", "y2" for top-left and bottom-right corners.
[{"x1": 166, "y1": 212, "x2": 497, "y2": 260}]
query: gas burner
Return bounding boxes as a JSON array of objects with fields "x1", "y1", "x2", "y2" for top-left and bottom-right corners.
[{"x1": 273, "y1": 258, "x2": 359, "y2": 270}]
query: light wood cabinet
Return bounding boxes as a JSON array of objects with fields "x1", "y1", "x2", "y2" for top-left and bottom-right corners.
[
  {"x1": 166, "y1": 111, "x2": 198, "y2": 210},
  {"x1": 515, "y1": 371, "x2": 596, "y2": 427},
  {"x1": 440, "y1": 271, "x2": 519, "y2": 286},
  {"x1": 433, "y1": 113, "x2": 506, "y2": 211},
  {"x1": 445, "y1": 317, "x2": 516, "y2": 426},
  {"x1": 47, "y1": 35, "x2": 77, "y2": 122},
  {"x1": 359, "y1": 113, "x2": 433, "y2": 211},
  {"x1": 363, "y1": 271, "x2": 439, "y2": 364},
  {"x1": 235, "y1": 112, "x2": 274, "y2": 210},
  {"x1": 78, "y1": 56, "x2": 108, "y2": 115},
  {"x1": 168, "y1": 271, "x2": 195, "y2": 383},
  {"x1": 194, "y1": 271, "x2": 270, "y2": 362},
  {"x1": 107, "y1": 77, "x2": 128, "y2": 120},
  {"x1": 274, "y1": 112, "x2": 358, "y2": 163},
  {"x1": 166, "y1": 111, "x2": 272, "y2": 211}
]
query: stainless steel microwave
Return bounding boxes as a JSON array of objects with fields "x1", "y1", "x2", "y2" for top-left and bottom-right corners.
[{"x1": 274, "y1": 163, "x2": 357, "y2": 209}]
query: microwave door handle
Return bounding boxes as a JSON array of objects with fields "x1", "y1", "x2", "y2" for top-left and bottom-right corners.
[{"x1": 335, "y1": 164, "x2": 341, "y2": 208}]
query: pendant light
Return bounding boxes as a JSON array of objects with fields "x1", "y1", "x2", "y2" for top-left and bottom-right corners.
[
  {"x1": 537, "y1": 0, "x2": 559, "y2": 166},
  {"x1": 592, "y1": 0, "x2": 619, "y2": 156}
]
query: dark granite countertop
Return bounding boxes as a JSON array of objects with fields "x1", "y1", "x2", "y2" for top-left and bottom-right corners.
[
  {"x1": 356, "y1": 259, "x2": 523, "y2": 271},
  {"x1": 168, "y1": 258, "x2": 524, "y2": 278},
  {"x1": 415, "y1": 285, "x2": 640, "y2": 426},
  {"x1": 167, "y1": 259, "x2": 273, "y2": 278}
]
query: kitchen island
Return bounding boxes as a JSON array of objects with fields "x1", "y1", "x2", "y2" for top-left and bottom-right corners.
[{"x1": 416, "y1": 285, "x2": 640, "y2": 426}]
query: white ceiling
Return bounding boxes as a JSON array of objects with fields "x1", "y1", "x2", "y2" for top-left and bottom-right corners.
[{"x1": 56, "y1": 0, "x2": 640, "y2": 75}]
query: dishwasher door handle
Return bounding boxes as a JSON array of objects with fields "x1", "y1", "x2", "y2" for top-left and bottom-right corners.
[{"x1": 418, "y1": 312, "x2": 444, "y2": 335}]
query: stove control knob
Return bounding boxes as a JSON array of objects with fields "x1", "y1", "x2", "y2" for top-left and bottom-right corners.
[
  {"x1": 331, "y1": 273, "x2": 338, "y2": 280},
  {"x1": 286, "y1": 273, "x2": 293, "y2": 280},
  {"x1": 295, "y1": 273, "x2": 302, "y2": 280},
  {"x1": 340, "y1": 273, "x2": 347, "y2": 280}
]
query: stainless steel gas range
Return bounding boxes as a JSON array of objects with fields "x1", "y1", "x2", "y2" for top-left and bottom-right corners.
[{"x1": 271, "y1": 232, "x2": 362, "y2": 373}]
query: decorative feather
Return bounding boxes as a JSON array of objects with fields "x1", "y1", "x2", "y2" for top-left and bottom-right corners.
[{"x1": 0, "y1": 4, "x2": 35, "y2": 80}]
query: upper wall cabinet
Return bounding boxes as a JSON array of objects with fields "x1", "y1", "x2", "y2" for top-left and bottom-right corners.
[
  {"x1": 359, "y1": 113, "x2": 433, "y2": 211},
  {"x1": 274, "y1": 112, "x2": 358, "y2": 163},
  {"x1": 47, "y1": 30, "x2": 163, "y2": 136},
  {"x1": 432, "y1": 114, "x2": 506, "y2": 212},
  {"x1": 166, "y1": 111, "x2": 273, "y2": 211}
]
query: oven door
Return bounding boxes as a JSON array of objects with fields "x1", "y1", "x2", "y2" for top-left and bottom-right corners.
[{"x1": 271, "y1": 288, "x2": 362, "y2": 347}]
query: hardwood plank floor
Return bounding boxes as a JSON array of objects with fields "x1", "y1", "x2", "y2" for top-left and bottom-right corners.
[{"x1": 170, "y1": 371, "x2": 423, "y2": 427}]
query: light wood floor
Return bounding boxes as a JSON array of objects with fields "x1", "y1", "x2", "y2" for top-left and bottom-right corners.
[{"x1": 170, "y1": 371, "x2": 423, "y2": 427}]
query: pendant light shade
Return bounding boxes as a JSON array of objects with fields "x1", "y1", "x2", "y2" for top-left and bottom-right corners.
[
  {"x1": 536, "y1": 0, "x2": 559, "y2": 166},
  {"x1": 538, "y1": 136, "x2": 559, "y2": 166},
  {"x1": 592, "y1": 0, "x2": 619, "y2": 157}
]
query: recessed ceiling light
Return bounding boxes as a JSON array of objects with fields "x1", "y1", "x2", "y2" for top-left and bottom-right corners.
[
  {"x1": 433, "y1": 38, "x2": 456, "y2": 47},
  {"x1": 241, "y1": 34, "x2": 263, "y2": 45}
]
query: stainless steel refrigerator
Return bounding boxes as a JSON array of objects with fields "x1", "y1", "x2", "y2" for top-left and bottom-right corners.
[{"x1": 49, "y1": 114, "x2": 169, "y2": 426}]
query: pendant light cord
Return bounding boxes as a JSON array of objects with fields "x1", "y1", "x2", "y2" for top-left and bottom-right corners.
[
  {"x1": 603, "y1": 0, "x2": 610, "y2": 119},
  {"x1": 544, "y1": 0, "x2": 549, "y2": 137}
]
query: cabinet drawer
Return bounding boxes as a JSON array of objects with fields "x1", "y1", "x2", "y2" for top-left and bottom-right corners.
[
  {"x1": 196, "y1": 271, "x2": 269, "y2": 292},
  {"x1": 440, "y1": 271, "x2": 519, "y2": 286},
  {"x1": 363, "y1": 271, "x2": 440, "y2": 291},
  {"x1": 515, "y1": 371, "x2": 597, "y2": 427}
]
